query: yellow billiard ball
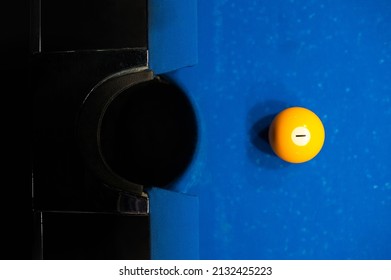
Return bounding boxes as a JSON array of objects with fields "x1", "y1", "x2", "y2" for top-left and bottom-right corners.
[{"x1": 268, "y1": 107, "x2": 325, "y2": 163}]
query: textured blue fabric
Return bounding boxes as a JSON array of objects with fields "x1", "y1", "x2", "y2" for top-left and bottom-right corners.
[
  {"x1": 148, "y1": 0, "x2": 198, "y2": 74},
  {"x1": 150, "y1": 0, "x2": 391, "y2": 259},
  {"x1": 149, "y1": 188, "x2": 199, "y2": 260}
]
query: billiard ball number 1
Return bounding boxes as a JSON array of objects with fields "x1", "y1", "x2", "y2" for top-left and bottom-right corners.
[{"x1": 268, "y1": 107, "x2": 325, "y2": 163}]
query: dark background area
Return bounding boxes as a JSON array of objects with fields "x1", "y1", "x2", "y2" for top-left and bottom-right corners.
[
  {"x1": 27, "y1": 0, "x2": 151, "y2": 260},
  {"x1": 1, "y1": 1, "x2": 31, "y2": 260}
]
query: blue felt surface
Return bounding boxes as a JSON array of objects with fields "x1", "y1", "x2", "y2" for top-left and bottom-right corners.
[
  {"x1": 148, "y1": 188, "x2": 199, "y2": 260},
  {"x1": 151, "y1": 0, "x2": 391, "y2": 259},
  {"x1": 148, "y1": 0, "x2": 198, "y2": 74}
]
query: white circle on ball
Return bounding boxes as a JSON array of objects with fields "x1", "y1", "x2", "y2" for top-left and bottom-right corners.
[{"x1": 291, "y1": 127, "x2": 311, "y2": 146}]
